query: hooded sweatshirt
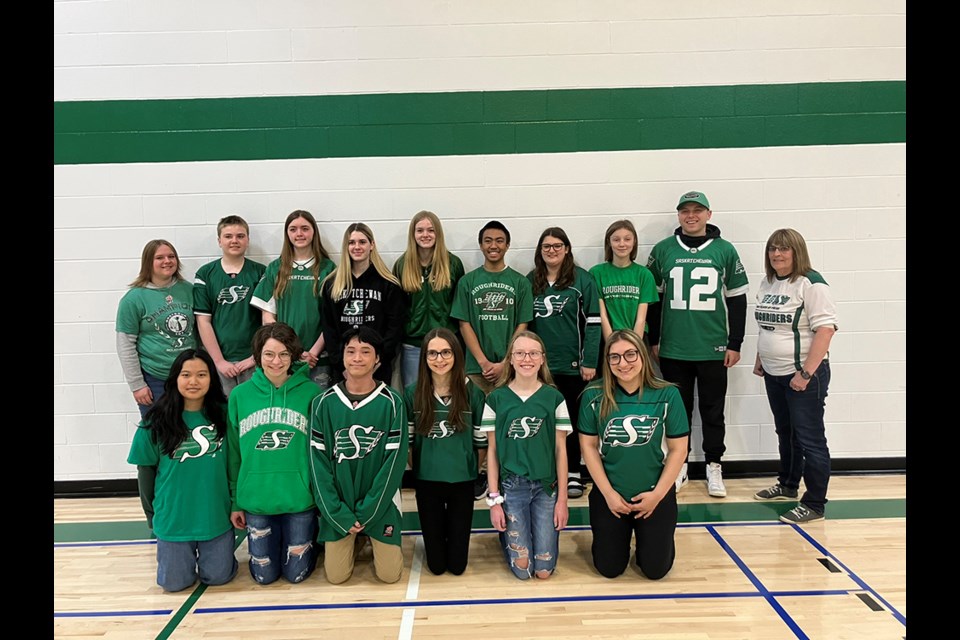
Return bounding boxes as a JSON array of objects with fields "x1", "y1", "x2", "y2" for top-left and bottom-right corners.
[{"x1": 227, "y1": 362, "x2": 321, "y2": 515}]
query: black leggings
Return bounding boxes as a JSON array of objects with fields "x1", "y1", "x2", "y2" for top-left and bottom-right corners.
[
  {"x1": 553, "y1": 374, "x2": 587, "y2": 474},
  {"x1": 415, "y1": 479, "x2": 475, "y2": 575},
  {"x1": 588, "y1": 483, "x2": 678, "y2": 580}
]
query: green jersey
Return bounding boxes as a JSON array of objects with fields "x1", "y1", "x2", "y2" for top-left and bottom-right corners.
[
  {"x1": 646, "y1": 230, "x2": 749, "y2": 360},
  {"x1": 193, "y1": 258, "x2": 267, "y2": 361},
  {"x1": 450, "y1": 266, "x2": 534, "y2": 375},
  {"x1": 526, "y1": 266, "x2": 601, "y2": 374},
  {"x1": 309, "y1": 382, "x2": 409, "y2": 546},
  {"x1": 480, "y1": 384, "x2": 572, "y2": 493},
  {"x1": 578, "y1": 383, "x2": 689, "y2": 497},
  {"x1": 115, "y1": 281, "x2": 196, "y2": 379},
  {"x1": 392, "y1": 253, "x2": 465, "y2": 346},
  {"x1": 251, "y1": 257, "x2": 335, "y2": 351},
  {"x1": 404, "y1": 378, "x2": 487, "y2": 483},
  {"x1": 588, "y1": 262, "x2": 658, "y2": 333},
  {"x1": 127, "y1": 410, "x2": 232, "y2": 542}
]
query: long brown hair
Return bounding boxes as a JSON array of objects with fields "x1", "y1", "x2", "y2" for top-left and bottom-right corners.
[
  {"x1": 532, "y1": 227, "x2": 576, "y2": 295},
  {"x1": 326, "y1": 222, "x2": 400, "y2": 300},
  {"x1": 763, "y1": 228, "x2": 814, "y2": 283},
  {"x1": 495, "y1": 330, "x2": 555, "y2": 388},
  {"x1": 398, "y1": 211, "x2": 455, "y2": 293},
  {"x1": 274, "y1": 210, "x2": 332, "y2": 299},
  {"x1": 129, "y1": 239, "x2": 185, "y2": 288},
  {"x1": 603, "y1": 219, "x2": 638, "y2": 263},
  {"x1": 598, "y1": 329, "x2": 672, "y2": 420},
  {"x1": 413, "y1": 328, "x2": 471, "y2": 436}
]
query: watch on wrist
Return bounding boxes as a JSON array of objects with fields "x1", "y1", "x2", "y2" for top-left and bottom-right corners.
[
  {"x1": 485, "y1": 492, "x2": 505, "y2": 507},
  {"x1": 799, "y1": 369, "x2": 811, "y2": 380}
]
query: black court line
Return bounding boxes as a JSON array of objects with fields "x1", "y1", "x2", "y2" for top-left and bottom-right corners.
[
  {"x1": 817, "y1": 557, "x2": 842, "y2": 573},
  {"x1": 855, "y1": 592, "x2": 885, "y2": 612}
]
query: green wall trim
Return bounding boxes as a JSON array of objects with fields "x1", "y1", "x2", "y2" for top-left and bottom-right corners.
[{"x1": 53, "y1": 81, "x2": 905, "y2": 165}]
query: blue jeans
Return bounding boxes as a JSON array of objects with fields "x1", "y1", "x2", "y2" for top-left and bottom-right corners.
[
  {"x1": 401, "y1": 343, "x2": 420, "y2": 389},
  {"x1": 138, "y1": 370, "x2": 167, "y2": 419},
  {"x1": 156, "y1": 528, "x2": 238, "y2": 592},
  {"x1": 499, "y1": 474, "x2": 559, "y2": 579},
  {"x1": 763, "y1": 361, "x2": 832, "y2": 514},
  {"x1": 244, "y1": 510, "x2": 318, "y2": 585}
]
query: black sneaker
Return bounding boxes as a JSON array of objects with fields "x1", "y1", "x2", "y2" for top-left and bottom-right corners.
[
  {"x1": 779, "y1": 504, "x2": 824, "y2": 524},
  {"x1": 474, "y1": 472, "x2": 488, "y2": 500},
  {"x1": 754, "y1": 483, "x2": 799, "y2": 501},
  {"x1": 567, "y1": 476, "x2": 585, "y2": 499}
]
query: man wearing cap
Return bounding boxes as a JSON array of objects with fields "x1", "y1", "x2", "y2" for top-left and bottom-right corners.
[{"x1": 645, "y1": 191, "x2": 749, "y2": 498}]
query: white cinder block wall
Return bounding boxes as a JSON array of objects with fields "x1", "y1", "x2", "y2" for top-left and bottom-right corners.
[{"x1": 54, "y1": 0, "x2": 906, "y2": 481}]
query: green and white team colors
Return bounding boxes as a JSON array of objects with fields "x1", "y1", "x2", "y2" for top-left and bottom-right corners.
[
  {"x1": 309, "y1": 382, "x2": 409, "y2": 546},
  {"x1": 115, "y1": 281, "x2": 196, "y2": 378},
  {"x1": 526, "y1": 266, "x2": 602, "y2": 374},
  {"x1": 578, "y1": 383, "x2": 690, "y2": 496},
  {"x1": 588, "y1": 262, "x2": 658, "y2": 332},
  {"x1": 251, "y1": 257, "x2": 335, "y2": 351},
  {"x1": 193, "y1": 258, "x2": 267, "y2": 362},
  {"x1": 646, "y1": 233, "x2": 749, "y2": 360}
]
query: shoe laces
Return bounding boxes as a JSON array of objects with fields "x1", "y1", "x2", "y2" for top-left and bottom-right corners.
[{"x1": 792, "y1": 504, "x2": 810, "y2": 517}]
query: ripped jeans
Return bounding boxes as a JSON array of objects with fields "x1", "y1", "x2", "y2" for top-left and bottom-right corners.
[
  {"x1": 499, "y1": 473, "x2": 559, "y2": 580},
  {"x1": 243, "y1": 509, "x2": 318, "y2": 585}
]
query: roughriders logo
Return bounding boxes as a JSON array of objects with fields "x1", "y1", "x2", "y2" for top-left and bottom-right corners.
[
  {"x1": 482, "y1": 292, "x2": 507, "y2": 311},
  {"x1": 165, "y1": 313, "x2": 190, "y2": 335},
  {"x1": 174, "y1": 424, "x2": 223, "y2": 462},
  {"x1": 334, "y1": 425, "x2": 383, "y2": 462},
  {"x1": 217, "y1": 285, "x2": 251, "y2": 305},
  {"x1": 602, "y1": 415, "x2": 659, "y2": 448},
  {"x1": 342, "y1": 300, "x2": 365, "y2": 316},
  {"x1": 534, "y1": 294, "x2": 569, "y2": 318},
  {"x1": 507, "y1": 417, "x2": 542, "y2": 439},
  {"x1": 255, "y1": 430, "x2": 295, "y2": 451},
  {"x1": 734, "y1": 259, "x2": 746, "y2": 275},
  {"x1": 427, "y1": 420, "x2": 455, "y2": 439}
]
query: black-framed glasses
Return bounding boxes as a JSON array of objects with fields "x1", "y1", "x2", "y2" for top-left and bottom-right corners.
[
  {"x1": 426, "y1": 349, "x2": 454, "y2": 360},
  {"x1": 607, "y1": 349, "x2": 640, "y2": 365},
  {"x1": 767, "y1": 245, "x2": 792, "y2": 253},
  {"x1": 541, "y1": 242, "x2": 565, "y2": 252}
]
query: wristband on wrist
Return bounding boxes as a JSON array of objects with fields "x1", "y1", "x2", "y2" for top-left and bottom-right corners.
[{"x1": 486, "y1": 492, "x2": 505, "y2": 507}]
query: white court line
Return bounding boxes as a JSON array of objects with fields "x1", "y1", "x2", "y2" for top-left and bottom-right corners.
[{"x1": 398, "y1": 536, "x2": 425, "y2": 640}]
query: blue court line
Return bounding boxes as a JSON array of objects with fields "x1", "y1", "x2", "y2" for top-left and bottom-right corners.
[
  {"x1": 706, "y1": 524, "x2": 809, "y2": 640},
  {"x1": 55, "y1": 540, "x2": 157, "y2": 549},
  {"x1": 788, "y1": 523, "x2": 907, "y2": 627},
  {"x1": 55, "y1": 609, "x2": 172, "y2": 618}
]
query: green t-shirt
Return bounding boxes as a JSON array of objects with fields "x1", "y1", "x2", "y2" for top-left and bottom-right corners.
[
  {"x1": 127, "y1": 410, "x2": 232, "y2": 542},
  {"x1": 450, "y1": 266, "x2": 534, "y2": 375},
  {"x1": 115, "y1": 281, "x2": 196, "y2": 379},
  {"x1": 251, "y1": 257, "x2": 335, "y2": 353},
  {"x1": 404, "y1": 378, "x2": 487, "y2": 483},
  {"x1": 392, "y1": 253, "x2": 465, "y2": 346},
  {"x1": 588, "y1": 262, "x2": 658, "y2": 333},
  {"x1": 646, "y1": 235, "x2": 749, "y2": 360},
  {"x1": 193, "y1": 258, "x2": 267, "y2": 361},
  {"x1": 578, "y1": 383, "x2": 689, "y2": 497},
  {"x1": 480, "y1": 384, "x2": 572, "y2": 493},
  {"x1": 526, "y1": 266, "x2": 602, "y2": 375}
]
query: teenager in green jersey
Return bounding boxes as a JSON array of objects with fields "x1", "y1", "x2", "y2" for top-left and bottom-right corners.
[
  {"x1": 117, "y1": 239, "x2": 196, "y2": 418},
  {"x1": 527, "y1": 227, "x2": 601, "y2": 500},
  {"x1": 404, "y1": 328, "x2": 486, "y2": 575},
  {"x1": 483, "y1": 331, "x2": 571, "y2": 580},
  {"x1": 227, "y1": 323, "x2": 321, "y2": 585},
  {"x1": 579, "y1": 330, "x2": 688, "y2": 580},
  {"x1": 393, "y1": 211, "x2": 465, "y2": 388},
  {"x1": 128, "y1": 349, "x2": 237, "y2": 592},
  {"x1": 251, "y1": 210, "x2": 335, "y2": 389},
  {"x1": 194, "y1": 215, "x2": 267, "y2": 395},
  {"x1": 309, "y1": 326, "x2": 409, "y2": 584}
]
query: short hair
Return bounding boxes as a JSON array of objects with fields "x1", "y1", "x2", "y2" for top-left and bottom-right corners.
[
  {"x1": 341, "y1": 326, "x2": 384, "y2": 359},
  {"x1": 478, "y1": 220, "x2": 511, "y2": 245},
  {"x1": 763, "y1": 228, "x2": 814, "y2": 282},
  {"x1": 251, "y1": 322, "x2": 304, "y2": 373},
  {"x1": 217, "y1": 215, "x2": 249, "y2": 236}
]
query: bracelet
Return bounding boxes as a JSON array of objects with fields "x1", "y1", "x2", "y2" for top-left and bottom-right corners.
[{"x1": 486, "y1": 494, "x2": 505, "y2": 507}]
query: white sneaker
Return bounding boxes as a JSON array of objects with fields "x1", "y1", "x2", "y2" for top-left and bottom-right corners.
[
  {"x1": 706, "y1": 462, "x2": 727, "y2": 498},
  {"x1": 675, "y1": 462, "x2": 688, "y2": 492}
]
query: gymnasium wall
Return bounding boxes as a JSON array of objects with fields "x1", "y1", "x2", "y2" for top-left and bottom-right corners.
[{"x1": 53, "y1": 0, "x2": 906, "y2": 482}]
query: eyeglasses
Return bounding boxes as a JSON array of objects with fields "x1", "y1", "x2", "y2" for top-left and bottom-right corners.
[
  {"x1": 426, "y1": 349, "x2": 454, "y2": 360},
  {"x1": 541, "y1": 243, "x2": 565, "y2": 252},
  {"x1": 607, "y1": 349, "x2": 640, "y2": 365},
  {"x1": 767, "y1": 245, "x2": 792, "y2": 253},
  {"x1": 262, "y1": 351, "x2": 292, "y2": 362},
  {"x1": 512, "y1": 350, "x2": 543, "y2": 360}
]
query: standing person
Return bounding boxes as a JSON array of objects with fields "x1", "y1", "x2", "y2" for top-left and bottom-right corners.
[
  {"x1": 753, "y1": 229, "x2": 838, "y2": 525},
  {"x1": 646, "y1": 191, "x2": 749, "y2": 497},
  {"x1": 450, "y1": 220, "x2": 534, "y2": 500},
  {"x1": 227, "y1": 323, "x2": 321, "y2": 585},
  {"x1": 482, "y1": 331, "x2": 571, "y2": 580},
  {"x1": 527, "y1": 227, "x2": 601, "y2": 499},
  {"x1": 251, "y1": 210, "x2": 335, "y2": 389},
  {"x1": 403, "y1": 328, "x2": 487, "y2": 576},
  {"x1": 321, "y1": 223, "x2": 407, "y2": 386},
  {"x1": 589, "y1": 220, "x2": 658, "y2": 348},
  {"x1": 127, "y1": 349, "x2": 238, "y2": 592},
  {"x1": 392, "y1": 210, "x2": 465, "y2": 388},
  {"x1": 116, "y1": 239, "x2": 196, "y2": 418},
  {"x1": 194, "y1": 215, "x2": 267, "y2": 395},
  {"x1": 578, "y1": 330, "x2": 688, "y2": 580},
  {"x1": 309, "y1": 327, "x2": 409, "y2": 584}
]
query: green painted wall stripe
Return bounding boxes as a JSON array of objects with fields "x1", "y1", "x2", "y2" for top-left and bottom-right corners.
[{"x1": 53, "y1": 81, "x2": 905, "y2": 165}]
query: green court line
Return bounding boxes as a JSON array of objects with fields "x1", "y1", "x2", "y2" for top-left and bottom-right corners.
[
  {"x1": 53, "y1": 81, "x2": 905, "y2": 165},
  {"x1": 54, "y1": 498, "x2": 904, "y2": 543}
]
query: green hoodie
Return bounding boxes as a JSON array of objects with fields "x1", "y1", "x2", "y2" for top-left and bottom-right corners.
[{"x1": 227, "y1": 362, "x2": 321, "y2": 515}]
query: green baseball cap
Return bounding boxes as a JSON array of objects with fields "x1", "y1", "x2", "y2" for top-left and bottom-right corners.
[{"x1": 677, "y1": 191, "x2": 710, "y2": 209}]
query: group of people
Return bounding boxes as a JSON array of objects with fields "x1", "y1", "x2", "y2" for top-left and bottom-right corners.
[{"x1": 120, "y1": 191, "x2": 838, "y2": 592}]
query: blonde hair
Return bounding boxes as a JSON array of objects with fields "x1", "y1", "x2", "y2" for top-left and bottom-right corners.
[
  {"x1": 129, "y1": 240, "x2": 185, "y2": 288},
  {"x1": 327, "y1": 222, "x2": 400, "y2": 300},
  {"x1": 597, "y1": 330, "x2": 672, "y2": 420},
  {"x1": 495, "y1": 330, "x2": 555, "y2": 388},
  {"x1": 398, "y1": 211, "x2": 454, "y2": 293},
  {"x1": 763, "y1": 228, "x2": 813, "y2": 283}
]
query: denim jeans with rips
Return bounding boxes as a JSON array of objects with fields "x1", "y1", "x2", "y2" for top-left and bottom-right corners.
[
  {"x1": 243, "y1": 509, "x2": 318, "y2": 585},
  {"x1": 499, "y1": 473, "x2": 559, "y2": 580}
]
